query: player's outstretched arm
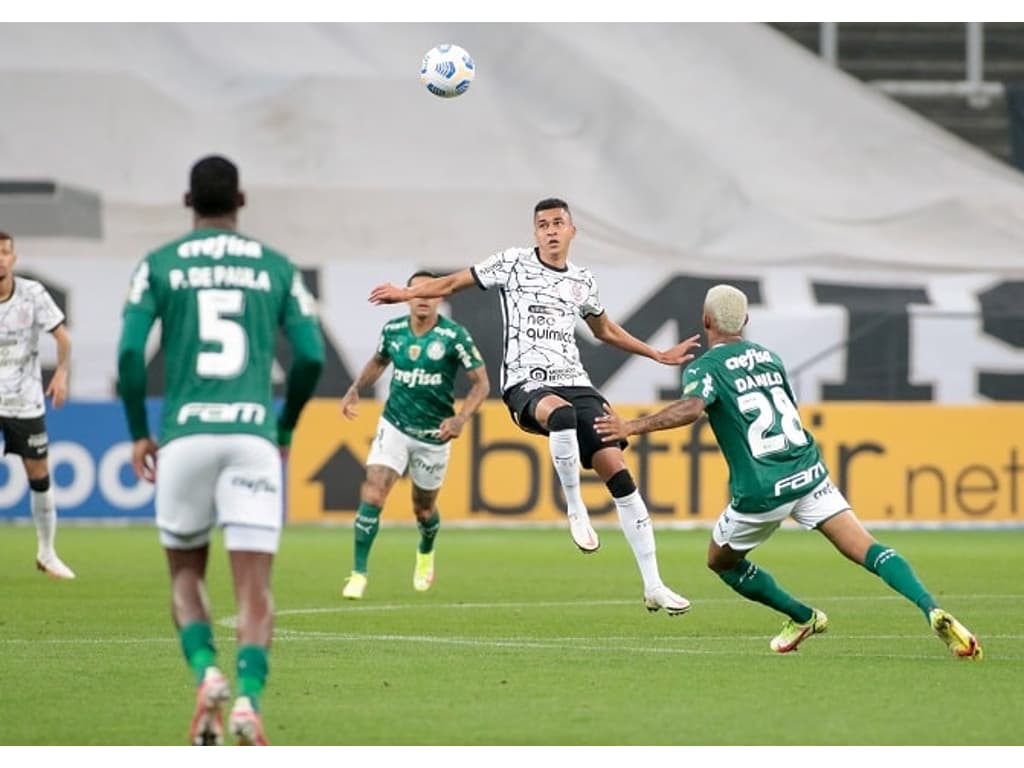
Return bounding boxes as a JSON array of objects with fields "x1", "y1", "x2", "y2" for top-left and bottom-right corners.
[
  {"x1": 584, "y1": 313, "x2": 700, "y2": 366},
  {"x1": 438, "y1": 365, "x2": 490, "y2": 441},
  {"x1": 341, "y1": 354, "x2": 390, "y2": 419},
  {"x1": 369, "y1": 269, "x2": 476, "y2": 304},
  {"x1": 594, "y1": 399, "x2": 705, "y2": 442}
]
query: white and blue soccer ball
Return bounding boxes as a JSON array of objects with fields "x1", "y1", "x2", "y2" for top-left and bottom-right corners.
[{"x1": 420, "y1": 44, "x2": 475, "y2": 98}]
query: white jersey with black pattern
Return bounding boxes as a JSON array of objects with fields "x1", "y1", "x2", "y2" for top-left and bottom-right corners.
[
  {"x1": 0, "y1": 277, "x2": 64, "y2": 418},
  {"x1": 472, "y1": 247, "x2": 603, "y2": 392}
]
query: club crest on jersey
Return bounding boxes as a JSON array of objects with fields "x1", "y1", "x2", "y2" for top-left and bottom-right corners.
[
  {"x1": 409, "y1": 345, "x2": 421, "y2": 361},
  {"x1": 427, "y1": 340, "x2": 445, "y2": 361},
  {"x1": 558, "y1": 279, "x2": 587, "y2": 304}
]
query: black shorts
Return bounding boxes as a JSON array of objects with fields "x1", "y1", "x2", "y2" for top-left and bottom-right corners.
[
  {"x1": 0, "y1": 415, "x2": 49, "y2": 459},
  {"x1": 502, "y1": 382, "x2": 627, "y2": 469}
]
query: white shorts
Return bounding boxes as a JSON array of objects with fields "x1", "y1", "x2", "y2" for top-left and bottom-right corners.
[
  {"x1": 367, "y1": 418, "x2": 451, "y2": 491},
  {"x1": 712, "y1": 477, "x2": 851, "y2": 552},
  {"x1": 156, "y1": 434, "x2": 283, "y2": 553}
]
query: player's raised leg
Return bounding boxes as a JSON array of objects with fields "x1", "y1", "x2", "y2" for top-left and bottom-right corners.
[{"x1": 539, "y1": 398, "x2": 599, "y2": 553}]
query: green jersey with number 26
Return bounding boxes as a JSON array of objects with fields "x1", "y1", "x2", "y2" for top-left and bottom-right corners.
[
  {"x1": 120, "y1": 228, "x2": 321, "y2": 444},
  {"x1": 681, "y1": 340, "x2": 824, "y2": 513}
]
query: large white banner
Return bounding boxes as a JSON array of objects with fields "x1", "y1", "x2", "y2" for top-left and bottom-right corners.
[{"x1": 21, "y1": 258, "x2": 1024, "y2": 404}]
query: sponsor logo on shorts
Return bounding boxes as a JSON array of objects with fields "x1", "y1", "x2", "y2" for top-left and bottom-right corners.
[
  {"x1": 27, "y1": 432, "x2": 48, "y2": 449},
  {"x1": 813, "y1": 482, "x2": 836, "y2": 499},
  {"x1": 410, "y1": 456, "x2": 446, "y2": 474},
  {"x1": 230, "y1": 476, "x2": 279, "y2": 494}
]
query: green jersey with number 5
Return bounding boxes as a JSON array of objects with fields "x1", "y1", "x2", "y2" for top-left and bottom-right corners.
[
  {"x1": 681, "y1": 340, "x2": 824, "y2": 513},
  {"x1": 121, "y1": 228, "x2": 320, "y2": 444}
]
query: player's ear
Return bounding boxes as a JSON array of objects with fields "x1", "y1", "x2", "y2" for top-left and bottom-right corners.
[
  {"x1": 237, "y1": 191, "x2": 246, "y2": 209},
  {"x1": 743, "y1": 314, "x2": 749, "y2": 329},
  {"x1": 184, "y1": 191, "x2": 192, "y2": 209}
]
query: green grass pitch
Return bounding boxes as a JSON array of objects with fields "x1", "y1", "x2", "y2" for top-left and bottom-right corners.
[{"x1": 1, "y1": 524, "x2": 1021, "y2": 745}]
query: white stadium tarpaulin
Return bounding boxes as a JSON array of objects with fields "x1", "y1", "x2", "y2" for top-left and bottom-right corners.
[{"x1": 2, "y1": 22, "x2": 1024, "y2": 402}]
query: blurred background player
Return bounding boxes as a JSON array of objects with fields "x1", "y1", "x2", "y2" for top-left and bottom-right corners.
[
  {"x1": 341, "y1": 270, "x2": 489, "y2": 600},
  {"x1": 595, "y1": 284, "x2": 983, "y2": 659},
  {"x1": 369, "y1": 198, "x2": 701, "y2": 616},
  {"x1": 117, "y1": 155, "x2": 325, "y2": 744},
  {"x1": 0, "y1": 231, "x2": 75, "y2": 580}
]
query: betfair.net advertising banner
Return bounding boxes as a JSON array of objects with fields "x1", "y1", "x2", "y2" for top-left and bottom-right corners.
[{"x1": 288, "y1": 401, "x2": 1024, "y2": 525}]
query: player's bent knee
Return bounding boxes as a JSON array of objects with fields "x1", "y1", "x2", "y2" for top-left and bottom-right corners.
[
  {"x1": 604, "y1": 469, "x2": 636, "y2": 498},
  {"x1": 546, "y1": 404, "x2": 577, "y2": 432},
  {"x1": 361, "y1": 484, "x2": 390, "y2": 507},
  {"x1": 28, "y1": 475, "x2": 51, "y2": 492}
]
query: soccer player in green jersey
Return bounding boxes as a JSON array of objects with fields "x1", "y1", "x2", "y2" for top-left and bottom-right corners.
[
  {"x1": 340, "y1": 270, "x2": 490, "y2": 600},
  {"x1": 595, "y1": 284, "x2": 983, "y2": 659},
  {"x1": 117, "y1": 155, "x2": 326, "y2": 745}
]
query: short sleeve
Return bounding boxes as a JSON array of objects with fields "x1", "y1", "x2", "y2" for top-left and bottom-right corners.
[
  {"x1": 34, "y1": 286, "x2": 65, "y2": 332},
  {"x1": 453, "y1": 325, "x2": 484, "y2": 371},
  {"x1": 681, "y1": 361, "x2": 717, "y2": 406},
  {"x1": 579, "y1": 269, "x2": 604, "y2": 318},
  {"x1": 376, "y1": 325, "x2": 391, "y2": 362},
  {"x1": 281, "y1": 266, "x2": 320, "y2": 329},
  {"x1": 471, "y1": 248, "x2": 517, "y2": 290}
]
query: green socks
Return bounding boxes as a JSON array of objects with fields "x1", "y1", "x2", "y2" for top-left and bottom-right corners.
[
  {"x1": 180, "y1": 625, "x2": 268, "y2": 711},
  {"x1": 718, "y1": 559, "x2": 814, "y2": 624},
  {"x1": 180, "y1": 622, "x2": 216, "y2": 684},
  {"x1": 864, "y1": 543, "x2": 936, "y2": 618},
  {"x1": 237, "y1": 645, "x2": 269, "y2": 712},
  {"x1": 353, "y1": 502, "x2": 382, "y2": 573},
  {"x1": 417, "y1": 510, "x2": 441, "y2": 554}
]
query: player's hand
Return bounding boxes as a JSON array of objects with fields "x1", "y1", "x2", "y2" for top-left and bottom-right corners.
[
  {"x1": 369, "y1": 283, "x2": 408, "y2": 305},
  {"x1": 46, "y1": 369, "x2": 69, "y2": 409},
  {"x1": 437, "y1": 413, "x2": 468, "y2": 441},
  {"x1": 131, "y1": 437, "x2": 159, "y2": 483},
  {"x1": 340, "y1": 387, "x2": 359, "y2": 419},
  {"x1": 654, "y1": 334, "x2": 701, "y2": 366},
  {"x1": 593, "y1": 403, "x2": 630, "y2": 443}
]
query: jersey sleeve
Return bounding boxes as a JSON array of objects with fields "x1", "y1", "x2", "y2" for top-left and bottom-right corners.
[
  {"x1": 452, "y1": 324, "x2": 485, "y2": 371},
  {"x1": 681, "y1": 361, "x2": 718, "y2": 406},
  {"x1": 122, "y1": 256, "x2": 158, "y2": 320},
  {"x1": 375, "y1": 325, "x2": 392, "y2": 362},
  {"x1": 33, "y1": 286, "x2": 65, "y2": 332},
  {"x1": 579, "y1": 269, "x2": 604, "y2": 318},
  {"x1": 277, "y1": 265, "x2": 325, "y2": 443},
  {"x1": 471, "y1": 248, "x2": 517, "y2": 290},
  {"x1": 280, "y1": 267, "x2": 320, "y2": 329}
]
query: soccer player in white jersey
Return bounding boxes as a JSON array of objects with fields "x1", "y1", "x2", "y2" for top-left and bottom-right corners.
[
  {"x1": 369, "y1": 199, "x2": 701, "y2": 615},
  {"x1": 0, "y1": 232, "x2": 75, "y2": 580}
]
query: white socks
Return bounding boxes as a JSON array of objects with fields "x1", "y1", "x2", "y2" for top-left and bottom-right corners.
[
  {"x1": 613, "y1": 490, "x2": 662, "y2": 591},
  {"x1": 549, "y1": 429, "x2": 588, "y2": 516},
  {"x1": 31, "y1": 487, "x2": 57, "y2": 558}
]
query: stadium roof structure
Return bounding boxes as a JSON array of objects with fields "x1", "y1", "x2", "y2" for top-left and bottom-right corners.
[{"x1": 2, "y1": 21, "x2": 1024, "y2": 275}]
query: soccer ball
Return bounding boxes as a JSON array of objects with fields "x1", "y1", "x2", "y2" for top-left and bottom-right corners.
[{"x1": 420, "y1": 44, "x2": 475, "y2": 98}]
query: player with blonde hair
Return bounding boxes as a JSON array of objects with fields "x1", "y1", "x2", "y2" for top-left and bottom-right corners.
[{"x1": 595, "y1": 284, "x2": 983, "y2": 658}]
